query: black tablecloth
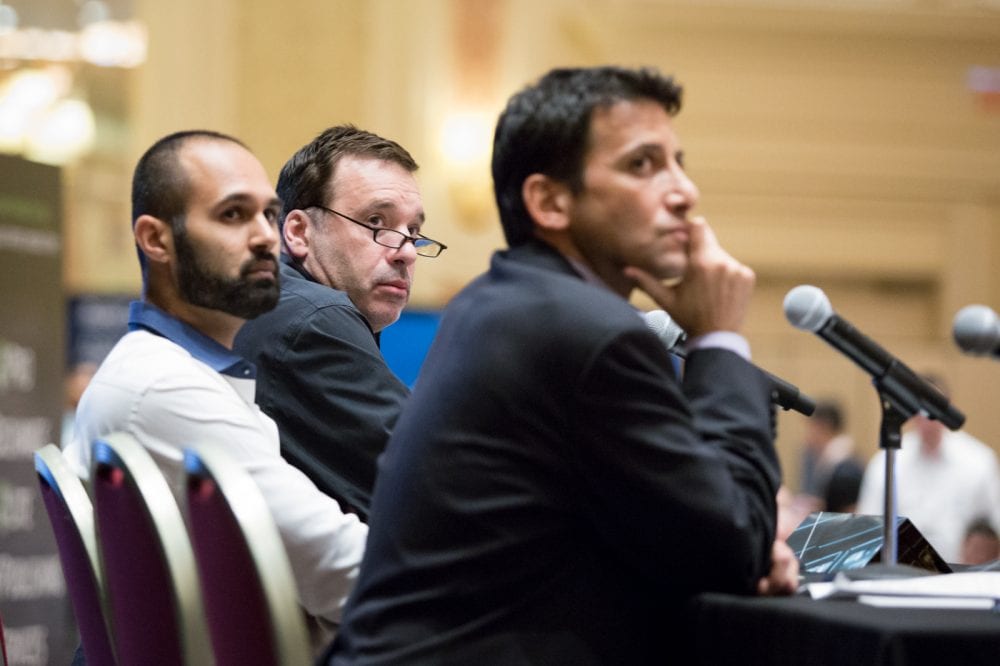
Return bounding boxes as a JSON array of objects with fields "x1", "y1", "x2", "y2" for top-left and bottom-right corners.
[{"x1": 689, "y1": 592, "x2": 1000, "y2": 666}]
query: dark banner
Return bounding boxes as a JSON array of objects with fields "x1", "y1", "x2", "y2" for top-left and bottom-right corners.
[{"x1": 0, "y1": 154, "x2": 76, "y2": 664}]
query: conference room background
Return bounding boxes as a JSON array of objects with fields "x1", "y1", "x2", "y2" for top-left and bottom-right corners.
[{"x1": 1, "y1": 1, "x2": 1000, "y2": 662}]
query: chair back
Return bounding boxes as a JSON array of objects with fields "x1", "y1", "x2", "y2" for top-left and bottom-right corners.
[
  {"x1": 1, "y1": 607, "x2": 9, "y2": 666},
  {"x1": 90, "y1": 433, "x2": 211, "y2": 666},
  {"x1": 34, "y1": 444, "x2": 117, "y2": 665},
  {"x1": 183, "y1": 443, "x2": 311, "y2": 665}
]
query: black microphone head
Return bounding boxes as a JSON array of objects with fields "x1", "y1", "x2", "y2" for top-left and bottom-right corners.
[
  {"x1": 783, "y1": 285, "x2": 833, "y2": 332},
  {"x1": 643, "y1": 310, "x2": 686, "y2": 351},
  {"x1": 952, "y1": 304, "x2": 1000, "y2": 356}
]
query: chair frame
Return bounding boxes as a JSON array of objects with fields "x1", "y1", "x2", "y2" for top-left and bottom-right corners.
[
  {"x1": 34, "y1": 444, "x2": 117, "y2": 665},
  {"x1": 184, "y1": 442, "x2": 312, "y2": 665},
  {"x1": 91, "y1": 432, "x2": 211, "y2": 666},
  {"x1": 1, "y1": 607, "x2": 9, "y2": 666}
]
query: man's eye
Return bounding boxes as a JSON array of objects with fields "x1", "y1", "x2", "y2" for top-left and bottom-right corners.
[
  {"x1": 222, "y1": 208, "x2": 244, "y2": 221},
  {"x1": 265, "y1": 209, "x2": 279, "y2": 223},
  {"x1": 367, "y1": 215, "x2": 386, "y2": 227},
  {"x1": 629, "y1": 155, "x2": 654, "y2": 173}
]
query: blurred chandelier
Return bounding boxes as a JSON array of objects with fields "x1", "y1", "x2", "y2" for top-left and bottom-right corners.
[
  {"x1": 0, "y1": 0, "x2": 147, "y2": 67},
  {"x1": 0, "y1": 1, "x2": 147, "y2": 164}
]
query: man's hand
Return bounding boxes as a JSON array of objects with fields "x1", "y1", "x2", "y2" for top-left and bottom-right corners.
[
  {"x1": 757, "y1": 540, "x2": 799, "y2": 596},
  {"x1": 625, "y1": 217, "x2": 754, "y2": 337}
]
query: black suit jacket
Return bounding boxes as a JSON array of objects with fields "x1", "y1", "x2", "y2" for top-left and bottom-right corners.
[
  {"x1": 233, "y1": 256, "x2": 409, "y2": 518},
  {"x1": 328, "y1": 240, "x2": 780, "y2": 664}
]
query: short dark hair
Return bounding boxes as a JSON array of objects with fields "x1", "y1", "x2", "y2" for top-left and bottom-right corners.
[
  {"x1": 965, "y1": 518, "x2": 998, "y2": 540},
  {"x1": 131, "y1": 130, "x2": 247, "y2": 273},
  {"x1": 811, "y1": 400, "x2": 844, "y2": 432},
  {"x1": 491, "y1": 66, "x2": 683, "y2": 247},
  {"x1": 275, "y1": 124, "x2": 419, "y2": 228}
]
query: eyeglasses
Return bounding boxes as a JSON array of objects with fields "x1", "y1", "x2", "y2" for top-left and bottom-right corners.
[{"x1": 312, "y1": 205, "x2": 447, "y2": 258}]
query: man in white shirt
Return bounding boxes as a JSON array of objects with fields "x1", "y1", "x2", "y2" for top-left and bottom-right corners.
[
  {"x1": 64, "y1": 130, "x2": 367, "y2": 639},
  {"x1": 857, "y1": 376, "x2": 1000, "y2": 563}
]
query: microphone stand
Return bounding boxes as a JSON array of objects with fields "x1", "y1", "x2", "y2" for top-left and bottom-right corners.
[{"x1": 873, "y1": 368, "x2": 916, "y2": 567}]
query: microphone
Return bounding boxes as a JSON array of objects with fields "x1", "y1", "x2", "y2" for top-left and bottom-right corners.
[
  {"x1": 783, "y1": 285, "x2": 965, "y2": 429},
  {"x1": 642, "y1": 310, "x2": 816, "y2": 416},
  {"x1": 643, "y1": 309, "x2": 687, "y2": 350},
  {"x1": 952, "y1": 304, "x2": 1000, "y2": 358}
]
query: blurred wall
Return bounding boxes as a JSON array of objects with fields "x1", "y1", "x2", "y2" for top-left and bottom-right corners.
[{"x1": 63, "y1": 0, "x2": 1000, "y2": 488}]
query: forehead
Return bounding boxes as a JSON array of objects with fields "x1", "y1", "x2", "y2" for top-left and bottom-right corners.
[
  {"x1": 584, "y1": 98, "x2": 678, "y2": 158},
  {"x1": 329, "y1": 154, "x2": 420, "y2": 205},
  {"x1": 178, "y1": 139, "x2": 275, "y2": 205}
]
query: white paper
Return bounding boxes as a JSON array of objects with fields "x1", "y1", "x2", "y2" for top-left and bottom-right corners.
[
  {"x1": 857, "y1": 595, "x2": 996, "y2": 610},
  {"x1": 833, "y1": 571, "x2": 1000, "y2": 600}
]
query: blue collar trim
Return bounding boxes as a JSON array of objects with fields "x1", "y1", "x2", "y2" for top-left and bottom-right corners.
[{"x1": 127, "y1": 301, "x2": 256, "y2": 379}]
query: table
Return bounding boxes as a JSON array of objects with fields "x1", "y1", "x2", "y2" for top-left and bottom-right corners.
[{"x1": 689, "y1": 592, "x2": 1000, "y2": 665}]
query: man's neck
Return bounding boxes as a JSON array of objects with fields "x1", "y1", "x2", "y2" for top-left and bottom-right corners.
[
  {"x1": 145, "y1": 291, "x2": 244, "y2": 349},
  {"x1": 533, "y1": 232, "x2": 626, "y2": 297}
]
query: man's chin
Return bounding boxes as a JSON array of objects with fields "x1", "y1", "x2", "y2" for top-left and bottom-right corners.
[
  {"x1": 231, "y1": 285, "x2": 280, "y2": 319},
  {"x1": 648, "y1": 260, "x2": 687, "y2": 284},
  {"x1": 364, "y1": 302, "x2": 405, "y2": 332}
]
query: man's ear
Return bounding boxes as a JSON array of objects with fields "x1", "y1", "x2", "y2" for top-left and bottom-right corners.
[
  {"x1": 282, "y1": 210, "x2": 311, "y2": 261},
  {"x1": 133, "y1": 215, "x2": 173, "y2": 266},
  {"x1": 522, "y1": 173, "x2": 572, "y2": 233}
]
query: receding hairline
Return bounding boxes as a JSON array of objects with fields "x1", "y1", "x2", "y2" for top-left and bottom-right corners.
[
  {"x1": 171, "y1": 137, "x2": 270, "y2": 204},
  {"x1": 327, "y1": 152, "x2": 419, "y2": 188}
]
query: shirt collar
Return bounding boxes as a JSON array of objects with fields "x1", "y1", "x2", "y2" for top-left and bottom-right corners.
[
  {"x1": 281, "y1": 252, "x2": 315, "y2": 282},
  {"x1": 127, "y1": 301, "x2": 256, "y2": 379},
  {"x1": 279, "y1": 252, "x2": 382, "y2": 346},
  {"x1": 564, "y1": 255, "x2": 615, "y2": 292}
]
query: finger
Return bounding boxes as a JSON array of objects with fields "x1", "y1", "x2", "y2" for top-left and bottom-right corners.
[{"x1": 686, "y1": 216, "x2": 716, "y2": 255}]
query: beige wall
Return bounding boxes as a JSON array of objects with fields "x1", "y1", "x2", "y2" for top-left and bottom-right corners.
[{"x1": 64, "y1": 0, "x2": 1000, "y2": 484}]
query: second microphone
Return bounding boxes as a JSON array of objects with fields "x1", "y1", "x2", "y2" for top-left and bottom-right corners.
[{"x1": 642, "y1": 309, "x2": 816, "y2": 417}]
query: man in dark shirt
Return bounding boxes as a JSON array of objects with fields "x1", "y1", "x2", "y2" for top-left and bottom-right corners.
[
  {"x1": 234, "y1": 126, "x2": 446, "y2": 518},
  {"x1": 326, "y1": 66, "x2": 795, "y2": 665}
]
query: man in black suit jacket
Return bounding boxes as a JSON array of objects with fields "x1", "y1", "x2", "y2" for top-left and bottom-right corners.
[{"x1": 326, "y1": 66, "x2": 796, "y2": 665}]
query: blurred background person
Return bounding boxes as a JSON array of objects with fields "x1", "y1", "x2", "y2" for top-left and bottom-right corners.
[
  {"x1": 857, "y1": 374, "x2": 1000, "y2": 564},
  {"x1": 960, "y1": 519, "x2": 1000, "y2": 566},
  {"x1": 798, "y1": 400, "x2": 863, "y2": 514}
]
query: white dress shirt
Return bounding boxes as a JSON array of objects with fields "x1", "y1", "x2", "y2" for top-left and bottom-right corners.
[{"x1": 64, "y1": 302, "x2": 367, "y2": 626}]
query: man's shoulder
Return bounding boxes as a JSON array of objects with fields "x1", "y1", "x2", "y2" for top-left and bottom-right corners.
[
  {"x1": 92, "y1": 330, "x2": 214, "y2": 388},
  {"x1": 949, "y1": 430, "x2": 1000, "y2": 465},
  {"x1": 272, "y1": 263, "x2": 357, "y2": 317},
  {"x1": 75, "y1": 330, "x2": 227, "y2": 442},
  {"x1": 103, "y1": 328, "x2": 190, "y2": 365},
  {"x1": 452, "y1": 278, "x2": 641, "y2": 361},
  {"x1": 236, "y1": 266, "x2": 368, "y2": 350},
  {"x1": 468, "y1": 245, "x2": 641, "y2": 329}
]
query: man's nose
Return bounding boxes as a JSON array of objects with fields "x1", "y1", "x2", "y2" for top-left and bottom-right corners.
[
  {"x1": 390, "y1": 237, "x2": 419, "y2": 264},
  {"x1": 665, "y1": 166, "x2": 699, "y2": 214},
  {"x1": 250, "y1": 214, "x2": 279, "y2": 249}
]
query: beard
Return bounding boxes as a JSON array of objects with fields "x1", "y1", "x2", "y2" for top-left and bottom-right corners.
[{"x1": 173, "y1": 226, "x2": 280, "y2": 319}]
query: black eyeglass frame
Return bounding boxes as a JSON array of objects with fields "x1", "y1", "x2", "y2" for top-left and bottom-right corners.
[{"x1": 311, "y1": 205, "x2": 447, "y2": 258}]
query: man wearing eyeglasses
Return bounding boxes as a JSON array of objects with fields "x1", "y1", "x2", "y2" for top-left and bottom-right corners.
[{"x1": 234, "y1": 125, "x2": 444, "y2": 519}]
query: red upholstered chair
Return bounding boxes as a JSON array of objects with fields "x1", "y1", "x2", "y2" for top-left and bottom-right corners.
[
  {"x1": 183, "y1": 443, "x2": 311, "y2": 666},
  {"x1": 1, "y1": 607, "x2": 8, "y2": 666},
  {"x1": 34, "y1": 444, "x2": 117, "y2": 666},
  {"x1": 90, "y1": 433, "x2": 211, "y2": 666}
]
